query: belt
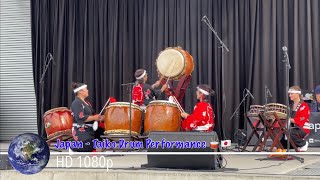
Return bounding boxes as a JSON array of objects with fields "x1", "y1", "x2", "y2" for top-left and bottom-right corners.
[
  {"x1": 73, "y1": 123, "x2": 93, "y2": 128},
  {"x1": 194, "y1": 124, "x2": 213, "y2": 131},
  {"x1": 303, "y1": 122, "x2": 311, "y2": 129}
]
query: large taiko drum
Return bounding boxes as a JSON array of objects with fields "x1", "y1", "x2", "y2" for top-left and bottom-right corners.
[
  {"x1": 265, "y1": 103, "x2": 288, "y2": 120},
  {"x1": 156, "y1": 47, "x2": 194, "y2": 80},
  {"x1": 144, "y1": 100, "x2": 181, "y2": 134},
  {"x1": 104, "y1": 102, "x2": 143, "y2": 136},
  {"x1": 43, "y1": 107, "x2": 73, "y2": 139}
]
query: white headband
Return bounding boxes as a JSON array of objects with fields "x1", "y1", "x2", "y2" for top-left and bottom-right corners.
[
  {"x1": 197, "y1": 87, "x2": 210, "y2": 96},
  {"x1": 288, "y1": 89, "x2": 301, "y2": 94},
  {"x1": 73, "y1": 84, "x2": 87, "y2": 93},
  {"x1": 136, "y1": 70, "x2": 146, "y2": 80}
]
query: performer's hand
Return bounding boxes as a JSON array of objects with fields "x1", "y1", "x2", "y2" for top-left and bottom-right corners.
[
  {"x1": 92, "y1": 114, "x2": 101, "y2": 121},
  {"x1": 99, "y1": 115, "x2": 105, "y2": 121},
  {"x1": 290, "y1": 118, "x2": 295, "y2": 123},
  {"x1": 152, "y1": 80, "x2": 161, "y2": 89},
  {"x1": 160, "y1": 84, "x2": 168, "y2": 92},
  {"x1": 181, "y1": 112, "x2": 189, "y2": 118}
]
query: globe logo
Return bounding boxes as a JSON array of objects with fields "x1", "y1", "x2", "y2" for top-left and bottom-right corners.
[{"x1": 8, "y1": 133, "x2": 50, "y2": 174}]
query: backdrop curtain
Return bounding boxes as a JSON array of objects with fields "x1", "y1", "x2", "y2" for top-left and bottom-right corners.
[{"x1": 31, "y1": 0, "x2": 320, "y2": 139}]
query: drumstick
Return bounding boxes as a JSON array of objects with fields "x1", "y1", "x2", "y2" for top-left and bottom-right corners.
[
  {"x1": 176, "y1": 101, "x2": 185, "y2": 113},
  {"x1": 165, "y1": 61, "x2": 178, "y2": 84},
  {"x1": 176, "y1": 102, "x2": 185, "y2": 113},
  {"x1": 172, "y1": 96, "x2": 185, "y2": 113},
  {"x1": 159, "y1": 75, "x2": 164, "y2": 81},
  {"x1": 165, "y1": 76, "x2": 171, "y2": 84},
  {"x1": 99, "y1": 98, "x2": 111, "y2": 115}
]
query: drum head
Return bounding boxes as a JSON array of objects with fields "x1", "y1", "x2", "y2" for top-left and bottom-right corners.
[
  {"x1": 148, "y1": 100, "x2": 178, "y2": 107},
  {"x1": 107, "y1": 102, "x2": 142, "y2": 111},
  {"x1": 250, "y1": 105, "x2": 264, "y2": 109},
  {"x1": 265, "y1": 103, "x2": 287, "y2": 119},
  {"x1": 44, "y1": 107, "x2": 70, "y2": 117},
  {"x1": 156, "y1": 49, "x2": 185, "y2": 78}
]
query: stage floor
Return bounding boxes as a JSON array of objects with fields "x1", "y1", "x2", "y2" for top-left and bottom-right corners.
[{"x1": 1, "y1": 142, "x2": 320, "y2": 180}]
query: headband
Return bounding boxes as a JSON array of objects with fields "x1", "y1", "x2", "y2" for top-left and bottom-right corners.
[
  {"x1": 288, "y1": 89, "x2": 301, "y2": 94},
  {"x1": 73, "y1": 84, "x2": 87, "y2": 93},
  {"x1": 136, "y1": 70, "x2": 146, "y2": 80},
  {"x1": 197, "y1": 87, "x2": 210, "y2": 96}
]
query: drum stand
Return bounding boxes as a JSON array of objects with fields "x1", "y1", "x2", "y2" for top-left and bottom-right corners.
[
  {"x1": 161, "y1": 75, "x2": 191, "y2": 103},
  {"x1": 257, "y1": 113, "x2": 304, "y2": 163},
  {"x1": 259, "y1": 86, "x2": 272, "y2": 151},
  {"x1": 258, "y1": 112, "x2": 284, "y2": 152},
  {"x1": 242, "y1": 114, "x2": 265, "y2": 152}
]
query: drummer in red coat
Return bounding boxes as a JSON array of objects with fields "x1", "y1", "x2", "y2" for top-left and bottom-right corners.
[
  {"x1": 132, "y1": 69, "x2": 167, "y2": 108},
  {"x1": 280, "y1": 86, "x2": 310, "y2": 151},
  {"x1": 181, "y1": 84, "x2": 215, "y2": 132}
]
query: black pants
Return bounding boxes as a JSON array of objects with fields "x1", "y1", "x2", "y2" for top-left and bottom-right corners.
[
  {"x1": 95, "y1": 126, "x2": 105, "y2": 141},
  {"x1": 280, "y1": 127, "x2": 307, "y2": 148},
  {"x1": 72, "y1": 126, "x2": 104, "y2": 152}
]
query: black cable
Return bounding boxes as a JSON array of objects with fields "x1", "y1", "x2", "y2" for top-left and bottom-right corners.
[
  {"x1": 237, "y1": 161, "x2": 286, "y2": 171},
  {"x1": 217, "y1": 155, "x2": 227, "y2": 169}
]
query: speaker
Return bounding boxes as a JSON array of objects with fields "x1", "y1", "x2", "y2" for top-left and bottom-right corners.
[
  {"x1": 143, "y1": 131, "x2": 221, "y2": 170},
  {"x1": 0, "y1": 155, "x2": 13, "y2": 170}
]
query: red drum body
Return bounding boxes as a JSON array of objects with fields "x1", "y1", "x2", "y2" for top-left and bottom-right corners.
[
  {"x1": 43, "y1": 107, "x2": 73, "y2": 139},
  {"x1": 104, "y1": 102, "x2": 143, "y2": 136},
  {"x1": 144, "y1": 100, "x2": 181, "y2": 134}
]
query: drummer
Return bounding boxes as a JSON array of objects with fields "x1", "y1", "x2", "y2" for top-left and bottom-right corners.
[
  {"x1": 132, "y1": 69, "x2": 167, "y2": 108},
  {"x1": 70, "y1": 82, "x2": 115, "y2": 152},
  {"x1": 181, "y1": 84, "x2": 215, "y2": 132},
  {"x1": 280, "y1": 86, "x2": 310, "y2": 152}
]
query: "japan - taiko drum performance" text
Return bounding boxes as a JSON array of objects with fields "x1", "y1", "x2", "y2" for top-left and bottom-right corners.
[{"x1": 54, "y1": 138, "x2": 207, "y2": 150}]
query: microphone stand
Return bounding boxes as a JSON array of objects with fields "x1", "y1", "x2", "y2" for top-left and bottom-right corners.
[
  {"x1": 265, "y1": 86, "x2": 269, "y2": 105},
  {"x1": 121, "y1": 82, "x2": 136, "y2": 142},
  {"x1": 39, "y1": 54, "x2": 54, "y2": 138},
  {"x1": 230, "y1": 89, "x2": 253, "y2": 150},
  {"x1": 229, "y1": 90, "x2": 252, "y2": 122},
  {"x1": 282, "y1": 47, "x2": 304, "y2": 163},
  {"x1": 261, "y1": 86, "x2": 272, "y2": 151},
  {"x1": 202, "y1": 16, "x2": 229, "y2": 140}
]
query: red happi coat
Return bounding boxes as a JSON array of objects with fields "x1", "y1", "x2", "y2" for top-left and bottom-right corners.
[
  {"x1": 132, "y1": 83, "x2": 144, "y2": 105},
  {"x1": 181, "y1": 101, "x2": 215, "y2": 132},
  {"x1": 132, "y1": 83, "x2": 159, "y2": 106},
  {"x1": 292, "y1": 101, "x2": 311, "y2": 134}
]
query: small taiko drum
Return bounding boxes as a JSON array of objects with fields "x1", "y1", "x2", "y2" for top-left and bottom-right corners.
[
  {"x1": 247, "y1": 105, "x2": 265, "y2": 129},
  {"x1": 247, "y1": 105, "x2": 264, "y2": 117},
  {"x1": 144, "y1": 100, "x2": 181, "y2": 134},
  {"x1": 156, "y1": 47, "x2": 194, "y2": 80},
  {"x1": 265, "y1": 103, "x2": 288, "y2": 120},
  {"x1": 104, "y1": 102, "x2": 143, "y2": 136},
  {"x1": 43, "y1": 107, "x2": 73, "y2": 139}
]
